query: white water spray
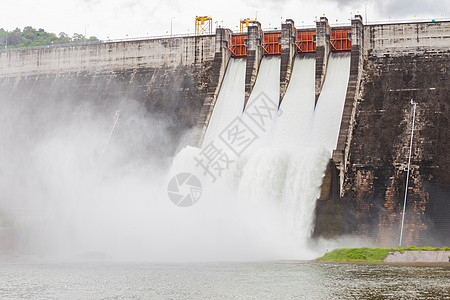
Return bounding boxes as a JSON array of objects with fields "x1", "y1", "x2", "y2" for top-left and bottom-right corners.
[
  {"x1": 0, "y1": 51, "x2": 352, "y2": 262},
  {"x1": 170, "y1": 53, "x2": 352, "y2": 259}
]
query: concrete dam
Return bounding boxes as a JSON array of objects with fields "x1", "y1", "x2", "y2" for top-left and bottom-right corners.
[{"x1": 1, "y1": 15, "x2": 449, "y2": 255}]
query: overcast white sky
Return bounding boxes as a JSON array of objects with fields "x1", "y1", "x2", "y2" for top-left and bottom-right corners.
[{"x1": 1, "y1": 0, "x2": 449, "y2": 40}]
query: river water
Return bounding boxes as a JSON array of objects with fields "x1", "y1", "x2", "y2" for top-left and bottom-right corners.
[{"x1": 1, "y1": 260, "x2": 449, "y2": 299}]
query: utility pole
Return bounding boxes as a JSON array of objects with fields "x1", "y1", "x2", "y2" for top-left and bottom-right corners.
[
  {"x1": 171, "y1": 17, "x2": 175, "y2": 36},
  {"x1": 365, "y1": 2, "x2": 368, "y2": 25},
  {"x1": 84, "y1": 25, "x2": 91, "y2": 43},
  {"x1": 98, "y1": 110, "x2": 120, "y2": 166},
  {"x1": 399, "y1": 99, "x2": 417, "y2": 247}
]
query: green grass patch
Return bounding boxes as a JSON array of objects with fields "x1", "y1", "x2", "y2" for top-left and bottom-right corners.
[{"x1": 317, "y1": 246, "x2": 450, "y2": 262}]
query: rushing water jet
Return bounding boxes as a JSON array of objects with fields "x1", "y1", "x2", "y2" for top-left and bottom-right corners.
[{"x1": 170, "y1": 53, "x2": 351, "y2": 259}]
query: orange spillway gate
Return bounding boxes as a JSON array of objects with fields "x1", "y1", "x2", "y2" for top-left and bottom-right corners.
[
  {"x1": 330, "y1": 29, "x2": 351, "y2": 52},
  {"x1": 295, "y1": 31, "x2": 316, "y2": 54},
  {"x1": 261, "y1": 33, "x2": 281, "y2": 56},
  {"x1": 229, "y1": 35, "x2": 247, "y2": 58},
  {"x1": 227, "y1": 27, "x2": 350, "y2": 57},
  {"x1": 228, "y1": 33, "x2": 282, "y2": 57}
]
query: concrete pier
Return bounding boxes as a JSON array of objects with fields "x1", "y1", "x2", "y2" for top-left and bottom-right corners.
[
  {"x1": 243, "y1": 21, "x2": 264, "y2": 109},
  {"x1": 333, "y1": 15, "x2": 365, "y2": 196},
  {"x1": 196, "y1": 28, "x2": 231, "y2": 146},
  {"x1": 314, "y1": 17, "x2": 331, "y2": 104},
  {"x1": 279, "y1": 19, "x2": 296, "y2": 104}
]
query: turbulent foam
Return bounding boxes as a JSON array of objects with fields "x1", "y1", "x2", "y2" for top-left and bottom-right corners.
[
  {"x1": 167, "y1": 55, "x2": 350, "y2": 260},
  {"x1": 167, "y1": 53, "x2": 351, "y2": 260},
  {"x1": 0, "y1": 52, "x2": 351, "y2": 262}
]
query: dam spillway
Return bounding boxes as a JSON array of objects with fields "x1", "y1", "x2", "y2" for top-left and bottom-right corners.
[
  {"x1": 192, "y1": 51, "x2": 351, "y2": 249},
  {"x1": 202, "y1": 58, "x2": 246, "y2": 147},
  {"x1": 311, "y1": 53, "x2": 351, "y2": 153},
  {"x1": 0, "y1": 15, "x2": 450, "y2": 256}
]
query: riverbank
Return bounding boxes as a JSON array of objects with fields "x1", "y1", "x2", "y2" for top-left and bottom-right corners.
[{"x1": 317, "y1": 246, "x2": 450, "y2": 263}]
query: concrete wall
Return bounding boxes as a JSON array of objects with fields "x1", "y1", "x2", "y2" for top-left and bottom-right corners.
[
  {"x1": 365, "y1": 21, "x2": 450, "y2": 57},
  {"x1": 1, "y1": 19, "x2": 449, "y2": 247},
  {"x1": 315, "y1": 20, "x2": 450, "y2": 247},
  {"x1": 384, "y1": 250, "x2": 450, "y2": 263},
  {"x1": 0, "y1": 35, "x2": 218, "y2": 159},
  {"x1": 341, "y1": 51, "x2": 450, "y2": 247},
  {"x1": 0, "y1": 36, "x2": 215, "y2": 76}
]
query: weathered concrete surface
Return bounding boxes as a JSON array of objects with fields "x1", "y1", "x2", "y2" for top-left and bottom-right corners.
[
  {"x1": 315, "y1": 17, "x2": 331, "y2": 103},
  {"x1": 314, "y1": 20, "x2": 450, "y2": 247},
  {"x1": 0, "y1": 35, "x2": 215, "y2": 76},
  {"x1": 279, "y1": 19, "x2": 296, "y2": 103},
  {"x1": 244, "y1": 22, "x2": 264, "y2": 108},
  {"x1": 196, "y1": 29, "x2": 232, "y2": 146},
  {"x1": 314, "y1": 161, "x2": 342, "y2": 238},
  {"x1": 315, "y1": 16, "x2": 364, "y2": 238},
  {"x1": 0, "y1": 35, "x2": 218, "y2": 157},
  {"x1": 332, "y1": 15, "x2": 364, "y2": 196},
  {"x1": 384, "y1": 251, "x2": 450, "y2": 263},
  {"x1": 342, "y1": 53, "x2": 450, "y2": 246},
  {"x1": 365, "y1": 21, "x2": 450, "y2": 57}
]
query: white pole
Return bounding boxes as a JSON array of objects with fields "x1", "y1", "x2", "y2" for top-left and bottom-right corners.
[
  {"x1": 171, "y1": 17, "x2": 175, "y2": 36},
  {"x1": 84, "y1": 25, "x2": 91, "y2": 43},
  {"x1": 365, "y1": 2, "x2": 368, "y2": 25},
  {"x1": 399, "y1": 99, "x2": 417, "y2": 247},
  {"x1": 98, "y1": 110, "x2": 120, "y2": 165}
]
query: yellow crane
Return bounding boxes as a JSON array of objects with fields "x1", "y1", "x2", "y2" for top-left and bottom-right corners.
[
  {"x1": 240, "y1": 18, "x2": 257, "y2": 33},
  {"x1": 195, "y1": 16, "x2": 213, "y2": 35}
]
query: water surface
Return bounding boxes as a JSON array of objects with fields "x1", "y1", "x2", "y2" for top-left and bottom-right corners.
[{"x1": 1, "y1": 260, "x2": 449, "y2": 299}]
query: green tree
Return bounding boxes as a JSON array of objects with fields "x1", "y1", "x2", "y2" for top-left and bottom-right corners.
[
  {"x1": 0, "y1": 26, "x2": 101, "y2": 49},
  {"x1": 72, "y1": 33, "x2": 85, "y2": 42}
]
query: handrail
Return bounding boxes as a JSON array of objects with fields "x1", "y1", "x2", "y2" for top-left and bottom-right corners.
[
  {"x1": 1, "y1": 17, "x2": 447, "y2": 53},
  {"x1": 365, "y1": 17, "x2": 450, "y2": 25}
]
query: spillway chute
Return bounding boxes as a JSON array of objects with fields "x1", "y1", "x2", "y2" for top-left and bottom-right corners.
[{"x1": 168, "y1": 51, "x2": 351, "y2": 259}]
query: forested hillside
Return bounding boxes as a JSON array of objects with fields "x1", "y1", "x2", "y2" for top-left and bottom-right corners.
[{"x1": 0, "y1": 26, "x2": 99, "y2": 49}]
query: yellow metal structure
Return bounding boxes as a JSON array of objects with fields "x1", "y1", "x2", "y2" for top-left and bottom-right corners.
[
  {"x1": 240, "y1": 19, "x2": 257, "y2": 33},
  {"x1": 195, "y1": 16, "x2": 213, "y2": 35}
]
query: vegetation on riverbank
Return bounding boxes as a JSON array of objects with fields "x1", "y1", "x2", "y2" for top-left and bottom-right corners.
[
  {"x1": 0, "y1": 27, "x2": 99, "y2": 49},
  {"x1": 317, "y1": 246, "x2": 450, "y2": 262}
]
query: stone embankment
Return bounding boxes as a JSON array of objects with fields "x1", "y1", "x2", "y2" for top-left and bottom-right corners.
[{"x1": 384, "y1": 251, "x2": 450, "y2": 263}]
